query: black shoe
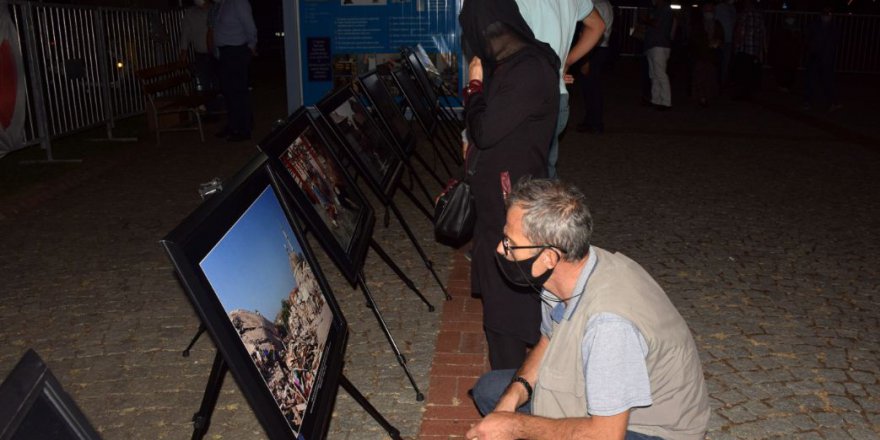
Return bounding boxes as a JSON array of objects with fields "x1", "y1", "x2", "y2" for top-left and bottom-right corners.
[
  {"x1": 227, "y1": 133, "x2": 251, "y2": 142},
  {"x1": 654, "y1": 104, "x2": 672, "y2": 111},
  {"x1": 214, "y1": 129, "x2": 230, "y2": 138}
]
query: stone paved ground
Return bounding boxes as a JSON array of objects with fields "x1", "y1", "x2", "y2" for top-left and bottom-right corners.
[
  {"x1": 0, "y1": 59, "x2": 450, "y2": 439},
  {"x1": 1, "y1": 58, "x2": 879, "y2": 440}
]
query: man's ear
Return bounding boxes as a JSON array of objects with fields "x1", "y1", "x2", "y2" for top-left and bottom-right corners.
[{"x1": 542, "y1": 248, "x2": 561, "y2": 269}]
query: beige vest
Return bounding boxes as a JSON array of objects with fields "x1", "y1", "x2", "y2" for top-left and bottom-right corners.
[{"x1": 532, "y1": 247, "x2": 710, "y2": 440}]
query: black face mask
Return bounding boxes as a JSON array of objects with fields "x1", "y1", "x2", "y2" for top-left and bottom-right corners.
[{"x1": 494, "y1": 249, "x2": 554, "y2": 293}]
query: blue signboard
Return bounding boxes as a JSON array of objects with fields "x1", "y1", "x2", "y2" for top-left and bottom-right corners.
[{"x1": 296, "y1": 0, "x2": 461, "y2": 105}]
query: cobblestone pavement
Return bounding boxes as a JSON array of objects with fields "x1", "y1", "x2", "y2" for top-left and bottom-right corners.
[
  {"x1": 0, "y1": 67, "x2": 450, "y2": 439},
  {"x1": 1, "y1": 59, "x2": 878, "y2": 440},
  {"x1": 558, "y1": 69, "x2": 879, "y2": 439}
]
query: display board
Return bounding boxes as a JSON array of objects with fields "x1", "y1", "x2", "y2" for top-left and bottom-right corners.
[
  {"x1": 314, "y1": 85, "x2": 404, "y2": 203},
  {"x1": 258, "y1": 108, "x2": 375, "y2": 285},
  {"x1": 0, "y1": 350, "x2": 101, "y2": 440},
  {"x1": 162, "y1": 155, "x2": 347, "y2": 440},
  {"x1": 356, "y1": 71, "x2": 415, "y2": 155},
  {"x1": 296, "y1": 0, "x2": 462, "y2": 105}
]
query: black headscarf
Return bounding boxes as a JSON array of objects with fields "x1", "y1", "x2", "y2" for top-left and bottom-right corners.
[{"x1": 459, "y1": 0, "x2": 560, "y2": 79}]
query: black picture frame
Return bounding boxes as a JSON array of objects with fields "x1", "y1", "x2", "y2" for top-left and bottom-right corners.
[
  {"x1": 258, "y1": 108, "x2": 375, "y2": 286},
  {"x1": 413, "y1": 44, "x2": 441, "y2": 78},
  {"x1": 161, "y1": 155, "x2": 347, "y2": 440},
  {"x1": 356, "y1": 71, "x2": 416, "y2": 156},
  {"x1": 0, "y1": 349, "x2": 101, "y2": 440},
  {"x1": 314, "y1": 85, "x2": 405, "y2": 204},
  {"x1": 384, "y1": 65, "x2": 438, "y2": 135},
  {"x1": 402, "y1": 48, "x2": 440, "y2": 105}
]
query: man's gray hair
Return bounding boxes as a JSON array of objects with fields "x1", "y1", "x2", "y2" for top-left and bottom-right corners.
[{"x1": 506, "y1": 178, "x2": 593, "y2": 261}]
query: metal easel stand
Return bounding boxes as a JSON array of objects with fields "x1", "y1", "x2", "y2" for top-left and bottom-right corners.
[{"x1": 181, "y1": 329, "x2": 403, "y2": 440}]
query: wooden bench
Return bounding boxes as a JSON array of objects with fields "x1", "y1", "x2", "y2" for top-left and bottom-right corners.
[{"x1": 134, "y1": 61, "x2": 214, "y2": 145}]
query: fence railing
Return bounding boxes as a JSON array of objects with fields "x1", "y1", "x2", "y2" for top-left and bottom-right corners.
[
  {"x1": 612, "y1": 6, "x2": 880, "y2": 74},
  {"x1": 5, "y1": 1, "x2": 183, "y2": 160}
]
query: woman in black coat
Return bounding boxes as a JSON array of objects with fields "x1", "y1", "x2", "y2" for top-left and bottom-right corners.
[{"x1": 459, "y1": 0, "x2": 560, "y2": 370}]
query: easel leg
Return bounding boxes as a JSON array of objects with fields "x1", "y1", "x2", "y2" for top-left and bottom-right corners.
[
  {"x1": 182, "y1": 324, "x2": 206, "y2": 357},
  {"x1": 340, "y1": 374, "x2": 402, "y2": 440},
  {"x1": 388, "y1": 201, "x2": 452, "y2": 301},
  {"x1": 370, "y1": 239, "x2": 434, "y2": 311},
  {"x1": 399, "y1": 184, "x2": 433, "y2": 222},
  {"x1": 357, "y1": 271, "x2": 425, "y2": 401},
  {"x1": 191, "y1": 351, "x2": 228, "y2": 440},
  {"x1": 404, "y1": 157, "x2": 440, "y2": 205},
  {"x1": 413, "y1": 149, "x2": 448, "y2": 187}
]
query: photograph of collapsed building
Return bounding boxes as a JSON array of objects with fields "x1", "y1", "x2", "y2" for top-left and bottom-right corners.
[
  {"x1": 325, "y1": 96, "x2": 395, "y2": 184},
  {"x1": 199, "y1": 186, "x2": 333, "y2": 436},
  {"x1": 280, "y1": 126, "x2": 361, "y2": 250}
]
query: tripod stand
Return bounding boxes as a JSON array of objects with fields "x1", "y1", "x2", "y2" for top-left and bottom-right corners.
[{"x1": 183, "y1": 346, "x2": 402, "y2": 440}]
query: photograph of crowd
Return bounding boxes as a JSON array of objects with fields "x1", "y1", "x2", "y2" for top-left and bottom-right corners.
[
  {"x1": 199, "y1": 187, "x2": 334, "y2": 436},
  {"x1": 280, "y1": 126, "x2": 361, "y2": 250},
  {"x1": 325, "y1": 96, "x2": 396, "y2": 185}
]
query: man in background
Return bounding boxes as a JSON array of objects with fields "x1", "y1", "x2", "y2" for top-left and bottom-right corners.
[
  {"x1": 714, "y1": 0, "x2": 737, "y2": 86},
  {"x1": 643, "y1": 0, "x2": 674, "y2": 110},
  {"x1": 211, "y1": 0, "x2": 257, "y2": 142},
  {"x1": 575, "y1": 0, "x2": 613, "y2": 134},
  {"x1": 179, "y1": 0, "x2": 215, "y2": 94},
  {"x1": 514, "y1": 0, "x2": 605, "y2": 179}
]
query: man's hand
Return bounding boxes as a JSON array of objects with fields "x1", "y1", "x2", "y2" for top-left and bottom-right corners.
[
  {"x1": 469, "y1": 56, "x2": 484, "y2": 82},
  {"x1": 465, "y1": 412, "x2": 521, "y2": 440},
  {"x1": 563, "y1": 74, "x2": 575, "y2": 84}
]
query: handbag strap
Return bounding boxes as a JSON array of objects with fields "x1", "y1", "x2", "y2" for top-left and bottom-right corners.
[{"x1": 464, "y1": 148, "x2": 480, "y2": 178}]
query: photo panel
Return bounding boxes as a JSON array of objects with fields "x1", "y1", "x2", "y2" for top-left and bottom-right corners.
[
  {"x1": 162, "y1": 156, "x2": 347, "y2": 440},
  {"x1": 258, "y1": 108, "x2": 375, "y2": 285},
  {"x1": 385, "y1": 65, "x2": 438, "y2": 135},
  {"x1": 413, "y1": 44, "x2": 441, "y2": 77},
  {"x1": 356, "y1": 71, "x2": 415, "y2": 155},
  {"x1": 315, "y1": 85, "x2": 405, "y2": 203},
  {"x1": 402, "y1": 48, "x2": 440, "y2": 105},
  {"x1": 413, "y1": 43, "x2": 459, "y2": 92}
]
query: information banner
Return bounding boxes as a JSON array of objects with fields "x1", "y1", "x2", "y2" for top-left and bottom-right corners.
[{"x1": 298, "y1": 0, "x2": 461, "y2": 105}]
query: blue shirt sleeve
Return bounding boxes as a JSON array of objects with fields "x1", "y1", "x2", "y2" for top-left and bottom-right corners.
[
  {"x1": 578, "y1": 0, "x2": 595, "y2": 21},
  {"x1": 235, "y1": 0, "x2": 258, "y2": 49},
  {"x1": 582, "y1": 312, "x2": 653, "y2": 416}
]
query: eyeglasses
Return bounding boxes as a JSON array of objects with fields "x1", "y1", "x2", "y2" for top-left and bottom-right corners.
[{"x1": 502, "y1": 236, "x2": 564, "y2": 258}]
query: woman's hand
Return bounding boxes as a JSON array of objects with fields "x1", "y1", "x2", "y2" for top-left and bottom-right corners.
[{"x1": 469, "y1": 56, "x2": 484, "y2": 82}]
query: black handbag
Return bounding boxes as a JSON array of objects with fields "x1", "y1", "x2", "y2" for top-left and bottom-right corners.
[{"x1": 434, "y1": 150, "x2": 479, "y2": 245}]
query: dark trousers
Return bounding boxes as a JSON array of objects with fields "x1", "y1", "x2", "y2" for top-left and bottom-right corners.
[
  {"x1": 218, "y1": 44, "x2": 253, "y2": 136},
  {"x1": 485, "y1": 328, "x2": 530, "y2": 371},
  {"x1": 807, "y1": 56, "x2": 836, "y2": 109},
  {"x1": 578, "y1": 46, "x2": 609, "y2": 131},
  {"x1": 192, "y1": 52, "x2": 217, "y2": 93},
  {"x1": 733, "y1": 52, "x2": 762, "y2": 99},
  {"x1": 471, "y1": 369, "x2": 665, "y2": 439}
]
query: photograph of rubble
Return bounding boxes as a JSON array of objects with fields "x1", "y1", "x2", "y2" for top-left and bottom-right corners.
[
  {"x1": 279, "y1": 124, "x2": 362, "y2": 251},
  {"x1": 198, "y1": 185, "x2": 334, "y2": 436}
]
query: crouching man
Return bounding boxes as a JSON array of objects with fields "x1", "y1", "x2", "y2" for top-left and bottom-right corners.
[{"x1": 467, "y1": 178, "x2": 710, "y2": 440}]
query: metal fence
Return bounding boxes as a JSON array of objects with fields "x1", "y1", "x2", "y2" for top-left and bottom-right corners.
[
  {"x1": 6, "y1": 1, "x2": 183, "y2": 159},
  {"x1": 612, "y1": 6, "x2": 880, "y2": 74}
]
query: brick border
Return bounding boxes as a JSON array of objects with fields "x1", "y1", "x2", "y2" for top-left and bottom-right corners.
[{"x1": 418, "y1": 249, "x2": 487, "y2": 439}]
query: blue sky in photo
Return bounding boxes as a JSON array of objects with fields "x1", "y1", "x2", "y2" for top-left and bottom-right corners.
[{"x1": 199, "y1": 186, "x2": 303, "y2": 321}]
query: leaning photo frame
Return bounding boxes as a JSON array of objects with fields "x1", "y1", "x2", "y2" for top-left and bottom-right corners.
[
  {"x1": 383, "y1": 65, "x2": 438, "y2": 135},
  {"x1": 356, "y1": 72, "x2": 416, "y2": 156},
  {"x1": 161, "y1": 155, "x2": 347, "y2": 440},
  {"x1": 258, "y1": 108, "x2": 375, "y2": 286},
  {"x1": 314, "y1": 85, "x2": 405, "y2": 204}
]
